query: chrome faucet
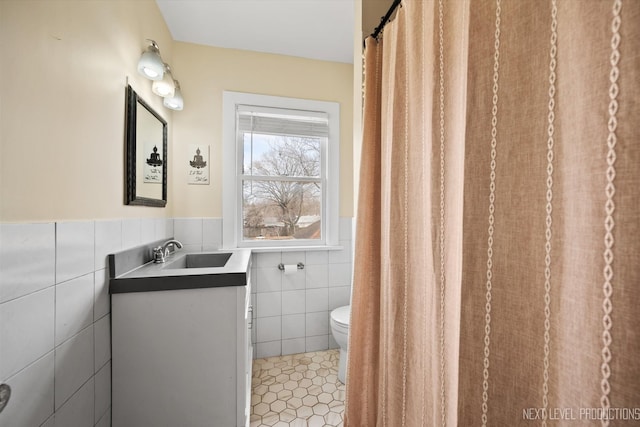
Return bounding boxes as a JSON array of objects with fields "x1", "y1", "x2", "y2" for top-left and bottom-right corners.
[{"x1": 153, "y1": 239, "x2": 183, "y2": 263}]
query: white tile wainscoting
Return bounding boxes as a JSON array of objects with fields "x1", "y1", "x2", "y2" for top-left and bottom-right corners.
[
  {"x1": 251, "y1": 218, "x2": 353, "y2": 359},
  {"x1": 0, "y1": 218, "x2": 174, "y2": 427}
]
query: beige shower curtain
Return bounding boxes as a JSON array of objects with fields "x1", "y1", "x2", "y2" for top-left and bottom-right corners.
[{"x1": 346, "y1": 0, "x2": 639, "y2": 426}]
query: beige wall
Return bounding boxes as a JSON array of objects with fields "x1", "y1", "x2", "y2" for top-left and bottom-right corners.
[
  {"x1": 0, "y1": 0, "x2": 175, "y2": 222},
  {"x1": 170, "y1": 42, "x2": 354, "y2": 218},
  {"x1": 0, "y1": 1, "x2": 354, "y2": 222}
]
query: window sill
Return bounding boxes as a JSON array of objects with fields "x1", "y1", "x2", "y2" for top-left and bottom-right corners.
[{"x1": 244, "y1": 245, "x2": 344, "y2": 253}]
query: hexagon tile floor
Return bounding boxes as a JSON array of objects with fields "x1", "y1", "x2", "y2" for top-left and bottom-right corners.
[{"x1": 250, "y1": 349, "x2": 345, "y2": 427}]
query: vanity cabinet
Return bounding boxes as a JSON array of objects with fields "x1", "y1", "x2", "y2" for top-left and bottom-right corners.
[{"x1": 111, "y1": 268, "x2": 253, "y2": 427}]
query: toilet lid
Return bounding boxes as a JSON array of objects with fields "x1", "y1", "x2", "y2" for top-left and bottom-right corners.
[{"x1": 331, "y1": 305, "x2": 350, "y2": 326}]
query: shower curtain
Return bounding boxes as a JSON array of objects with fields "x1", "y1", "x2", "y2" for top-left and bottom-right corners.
[{"x1": 346, "y1": 1, "x2": 640, "y2": 426}]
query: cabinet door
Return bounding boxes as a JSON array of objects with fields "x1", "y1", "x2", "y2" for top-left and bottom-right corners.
[{"x1": 112, "y1": 287, "x2": 237, "y2": 427}]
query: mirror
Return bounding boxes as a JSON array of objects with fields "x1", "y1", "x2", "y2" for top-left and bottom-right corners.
[{"x1": 125, "y1": 85, "x2": 168, "y2": 207}]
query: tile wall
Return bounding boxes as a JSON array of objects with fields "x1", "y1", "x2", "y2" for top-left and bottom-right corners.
[
  {"x1": 250, "y1": 218, "x2": 353, "y2": 358},
  {"x1": 0, "y1": 218, "x2": 173, "y2": 427}
]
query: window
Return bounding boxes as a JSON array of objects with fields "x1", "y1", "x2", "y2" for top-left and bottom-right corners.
[{"x1": 223, "y1": 92, "x2": 340, "y2": 248}]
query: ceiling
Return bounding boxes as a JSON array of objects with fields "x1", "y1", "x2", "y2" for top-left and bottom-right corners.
[{"x1": 156, "y1": 0, "x2": 356, "y2": 64}]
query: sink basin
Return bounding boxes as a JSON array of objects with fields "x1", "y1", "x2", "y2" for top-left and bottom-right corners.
[{"x1": 166, "y1": 253, "x2": 233, "y2": 269}]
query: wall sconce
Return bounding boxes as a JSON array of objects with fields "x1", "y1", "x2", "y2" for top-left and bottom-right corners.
[
  {"x1": 137, "y1": 39, "x2": 184, "y2": 110},
  {"x1": 152, "y1": 63, "x2": 175, "y2": 98},
  {"x1": 137, "y1": 40, "x2": 164, "y2": 80},
  {"x1": 164, "y1": 80, "x2": 184, "y2": 111}
]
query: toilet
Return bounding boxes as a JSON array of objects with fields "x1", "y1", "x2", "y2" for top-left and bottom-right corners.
[{"x1": 330, "y1": 305, "x2": 350, "y2": 384}]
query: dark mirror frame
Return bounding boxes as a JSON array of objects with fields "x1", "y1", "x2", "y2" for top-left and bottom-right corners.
[{"x1": 125, "y1": 85, "x2": 168, "y2": 207}]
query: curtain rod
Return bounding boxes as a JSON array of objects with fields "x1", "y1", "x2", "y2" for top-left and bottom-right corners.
[{"x1": 370, "y1": 0, "x2": 402, "y2": 40}]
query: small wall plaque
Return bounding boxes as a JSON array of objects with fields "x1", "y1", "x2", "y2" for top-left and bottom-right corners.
[{"x1": 188, "y1": 144, "x2": 209, "y2": 185}]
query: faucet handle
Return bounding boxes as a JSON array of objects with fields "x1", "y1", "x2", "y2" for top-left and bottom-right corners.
[{"x1": 152, "y1": 246, "x2": 166, "y2": 263}]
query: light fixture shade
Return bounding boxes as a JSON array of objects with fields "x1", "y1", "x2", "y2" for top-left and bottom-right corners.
[
  {"x1": 137, "y1": 40, "x2": 164, "y2": 81},
  {"x1": 152, "y1": 64, "x2": 175, "y2": 98},
  {"x1": 163, "y1": 80, "x2": 184, "y2": 111}
]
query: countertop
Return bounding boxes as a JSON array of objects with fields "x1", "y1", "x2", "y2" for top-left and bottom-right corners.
[{"x1": 109, "y1": 249, "x2": 252, "y2": 294}]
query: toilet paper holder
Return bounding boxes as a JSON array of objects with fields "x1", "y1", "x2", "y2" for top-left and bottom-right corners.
[{"x1": 278, "y1": 262, "x2": 305, "y2": 271}]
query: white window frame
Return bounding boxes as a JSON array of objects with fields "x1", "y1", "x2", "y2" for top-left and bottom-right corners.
[{"x1": 222, "y1": 91, "x2": 340, "y2": 249}]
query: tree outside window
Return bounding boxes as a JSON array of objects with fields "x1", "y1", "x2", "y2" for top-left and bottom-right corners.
[{"x1": 243, "y1": 132, "x2": 324, "y2": 240}]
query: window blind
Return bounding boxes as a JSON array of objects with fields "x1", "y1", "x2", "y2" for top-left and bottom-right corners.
[{"x1": 237, "y1": 105, "x2": 329, "y2": 138}]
